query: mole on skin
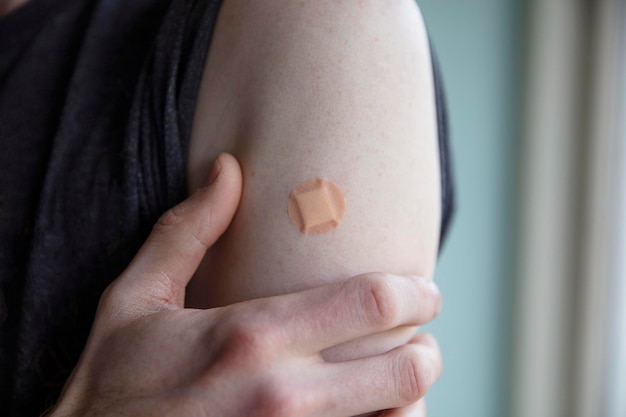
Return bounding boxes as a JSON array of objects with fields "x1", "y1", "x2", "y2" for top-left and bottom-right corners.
[{"x1": 288, "y1": 178, "x2": 345, "y2": 235}]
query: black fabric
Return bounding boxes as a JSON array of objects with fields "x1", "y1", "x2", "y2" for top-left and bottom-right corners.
[
  {"x1": 431, "y1": 44, "x2": 455, "y2": 246},
  {"x1": 0, "y1": 1, "x2": 454, "y2": 415},
  {"x1": 0, "y1": 0, "x2": 224, "y2": 414}
]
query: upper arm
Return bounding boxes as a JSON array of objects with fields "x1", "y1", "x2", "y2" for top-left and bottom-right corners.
[{"x1": 187, "y1": 0, "x2": 441, "y2": 306}]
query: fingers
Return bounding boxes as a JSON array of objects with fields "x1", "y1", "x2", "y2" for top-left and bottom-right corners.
[
  {"x1": 378, "y1": 399, "x2": 427, "y2": 417},
  {"x1": 319, "y1": 333, "x2": 441, "y2": 416},
  {"x1": 110, "y1": 153, "x2": 243, "y2": 313},
  {"x1": 249, "y1": 273, "x2": 441, "y2": 355}
]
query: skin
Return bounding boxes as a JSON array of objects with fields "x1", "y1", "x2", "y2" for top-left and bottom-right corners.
[
  {"x1": 0, "y1": 0, "x2": 28, "y2": 17},
  {"x1": 50, "y1": 155, "x2": 443, "y2": 417},
  {"x1": 186, "y1": 0, "x2": 440, "y2": 376}
]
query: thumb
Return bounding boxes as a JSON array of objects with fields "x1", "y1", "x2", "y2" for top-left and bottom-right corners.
[
  {"x1": 114, "y1": 153, "x2": 242, "y2": 313},
  {"x1": 378, "y1": 399, "x2": 427, "y2": 417}
]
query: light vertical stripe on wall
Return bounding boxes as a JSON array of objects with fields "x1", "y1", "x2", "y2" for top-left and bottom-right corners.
[{"x1": 512, "y1": 0, "x2": 589, "y2": 416}]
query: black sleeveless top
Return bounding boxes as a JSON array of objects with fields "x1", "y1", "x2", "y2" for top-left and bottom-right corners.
[{"x1": 0, "y1": 1, "x2": 454, "y2": 414}]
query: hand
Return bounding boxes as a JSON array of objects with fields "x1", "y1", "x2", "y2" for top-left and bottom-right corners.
[{"x1": 50, "y1": 153, "x2": 443, "y2": 417}]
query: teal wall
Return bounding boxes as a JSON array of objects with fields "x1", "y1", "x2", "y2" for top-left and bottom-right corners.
[{"x1": 418, "y1": 0, "x2": 522, "y2": 416}]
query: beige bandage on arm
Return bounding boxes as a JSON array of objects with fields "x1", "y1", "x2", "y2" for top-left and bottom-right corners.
[{"x1": 288, "y1": 179, "x2": 345, "y2": 235}]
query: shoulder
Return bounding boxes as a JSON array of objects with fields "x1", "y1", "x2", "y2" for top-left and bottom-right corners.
[
  {"x1": 188, "y1": 0, "x2": 437, "y2": 189},
  {"x1": 218, "y1": 0, "x2": 427, "y2": 27},
  {"x1": 213, "y1": 0, "x2": 431, "y2": 63}
]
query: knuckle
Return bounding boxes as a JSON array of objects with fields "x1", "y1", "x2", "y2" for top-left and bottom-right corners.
[
  {"x1": 394, "y1": 345, "x2": 432, "y2": 403},
  {"x1": 154, "y1": 198, "x2": 213, "y2": 249},
  {"x1": 156, "y1": 207, "x2": 184, "y2": 228},
  {"x1": 97, "y1": 281, "x2": 124, "y2": 313},
  {"x1": 150, "y1": 209, "x2": 183, "y2": 244},
  {"x1": 257, "y1": 380, "x2": 304, "y2": 417},
  {"x1": 94, "y1": 280, "x2": 134, "y2": 327},
  {"x1": 358, "y1": 273, "x2": 400, "y2": 329},
  {"x1": 221, "y1": 317, "x2": 285, "y2": 364}
]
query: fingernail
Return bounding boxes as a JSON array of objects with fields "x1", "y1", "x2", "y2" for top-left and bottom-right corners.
[
  {"x1": 204, "y1": 155, "x2": 222, "y2": 187},
  {"x1": 426, "y1": 280, "x2": 442, "y2": 315},
  {"x1": 414, "y1": 276, "x2": 439, "y2": 295},
  {"x1": 427, "y1": 280, "x2": 440, "y2": 296},
  {"x1": 420, "y1": 333, "x2": 439, "y2": 348}
]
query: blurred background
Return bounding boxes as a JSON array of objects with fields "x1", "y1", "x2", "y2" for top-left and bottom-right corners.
[{"x1": 418, "y1": 0, "x2": 626, "y2": 416}]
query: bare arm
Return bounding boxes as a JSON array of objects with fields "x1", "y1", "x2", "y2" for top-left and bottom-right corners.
[{"x1": 186, "y1": 0, "x2": 441, "y2": 361}]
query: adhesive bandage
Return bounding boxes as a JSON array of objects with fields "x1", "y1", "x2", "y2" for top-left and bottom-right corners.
[{"x1": 288, "y1": 178, "x2": 345, "y2": 235}]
